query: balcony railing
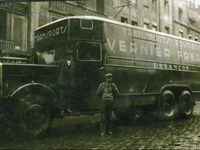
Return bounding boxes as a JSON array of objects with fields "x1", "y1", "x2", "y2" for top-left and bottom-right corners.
[
  {"x1": 0, "y1": 56, "x2": 27, "y2": 64},
  {"x1": 0, "y1": 40, "x2": 14, "y2": 53},
  {"x1": 0, "y1": 40, "x2": 28, "y2": 63}
]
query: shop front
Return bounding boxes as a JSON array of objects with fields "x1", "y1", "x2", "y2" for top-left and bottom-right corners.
[{"x1": 0, "y1": 2, "x2": 29, "y2": 56}]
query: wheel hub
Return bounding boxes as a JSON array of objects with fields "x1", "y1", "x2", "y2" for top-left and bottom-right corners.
[{"x1": 22, "y1": 104, "x2": 49, "y2": 134}]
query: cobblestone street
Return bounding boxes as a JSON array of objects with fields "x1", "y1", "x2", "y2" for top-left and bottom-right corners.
[{"x1": 2, "y1": 102, "x2": 200, "y2": 149}]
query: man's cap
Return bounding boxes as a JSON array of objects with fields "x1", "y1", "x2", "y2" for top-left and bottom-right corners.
[{"x1": 105, "y1": 73, "x2": 113, "y2": 78}]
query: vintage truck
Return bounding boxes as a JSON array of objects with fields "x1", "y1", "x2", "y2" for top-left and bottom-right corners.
[{"x1": 1, "y1": 16, "x2": 199, "y2": 135}]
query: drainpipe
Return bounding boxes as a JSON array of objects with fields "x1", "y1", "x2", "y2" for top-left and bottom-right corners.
[
  {"x1": 158, "y1": 0, "x2": 161, "y2": 32},
  {"x1": 27, "y1": 1, "x2": 33, "y2": 63},
  {"x1": 27, "y1": 2, "x2": 31, "y2": 56},
  {"x1": 172, "y1": 0, "x2": 175, "y2": 35},
  {"x1": 186, "y1": 0, "x2": 189, "y2": 36}
]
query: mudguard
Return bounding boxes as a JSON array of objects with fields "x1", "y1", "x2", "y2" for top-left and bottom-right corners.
[{"x1": 10, "y1": 82, "x2": 57, "y2": 99}]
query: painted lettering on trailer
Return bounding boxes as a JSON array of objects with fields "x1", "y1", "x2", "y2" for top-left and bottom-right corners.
[
  {"x1": 35, "y1": 25, "x2": 68, "y2": 42},
  {"x1": 106, "y1": 38, "x2": 200, "y2": 65},
  {"x1": 153, "y1": 63, "x2": 189, "y2": 71}
]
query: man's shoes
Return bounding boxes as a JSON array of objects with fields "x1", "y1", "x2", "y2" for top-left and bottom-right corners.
[
  {"x1": 100, "y1": 132, "x2": 105, "y2": 136},
  {"x1": 108, "y1": 131, "x2": 112, "y2": 135}
]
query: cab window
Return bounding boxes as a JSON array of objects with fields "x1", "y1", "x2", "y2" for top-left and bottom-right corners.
[{"x1": 77, "y1": 42, "x2": 102, "y2": 61}]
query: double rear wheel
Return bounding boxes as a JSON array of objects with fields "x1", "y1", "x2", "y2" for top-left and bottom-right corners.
[{"x1": 160, "y1": 89, "x2": 194, "y2": 120}]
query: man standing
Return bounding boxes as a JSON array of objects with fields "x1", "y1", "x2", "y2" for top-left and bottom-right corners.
[
  {"x1": 57, "y1": 57, "x2": 74, "y2": 115},
  {"x1": 96, "y1": 73, "x2": 119, "y2": 136}
]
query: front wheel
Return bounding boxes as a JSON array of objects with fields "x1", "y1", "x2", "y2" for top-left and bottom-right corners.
[{"x1": 12, "y1": 86, "x2": 56, "y2": 136}]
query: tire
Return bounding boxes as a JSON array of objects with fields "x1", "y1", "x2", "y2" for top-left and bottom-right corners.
[
  {"x1": 179, "y1": 90, "x2": 194, "y2": 118},
  {"x1": 159, "y1": 90, "x2": 176, "y2": 120},
  {"x1": 12, "y1": 86, "x2": 55, "y2": 136}
]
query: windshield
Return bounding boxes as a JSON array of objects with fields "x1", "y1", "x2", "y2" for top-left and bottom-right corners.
[
  {"x1": 35, "y1": 49, "x2": 55, "y2": 64},
  {"x1": 77, "y1": 42, "x2": 102, "y2": 61}
]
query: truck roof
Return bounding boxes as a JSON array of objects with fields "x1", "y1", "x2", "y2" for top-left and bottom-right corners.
[{"x1": 35, "y1": 16, "x2": 200, "y2": 45}]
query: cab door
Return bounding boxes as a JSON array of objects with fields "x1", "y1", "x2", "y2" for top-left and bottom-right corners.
[{"x1": 75, "y1": 41, "x2": 103, "y2": 110}]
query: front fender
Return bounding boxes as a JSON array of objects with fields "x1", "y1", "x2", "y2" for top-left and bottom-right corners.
[{"x1": 10, "y1": 82, "x2": 57, "y2": 99}]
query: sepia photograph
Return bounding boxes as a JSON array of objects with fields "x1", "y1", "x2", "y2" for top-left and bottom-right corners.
[{"x1": 0, "y1": 0, "x2": 200, "y2": 149}]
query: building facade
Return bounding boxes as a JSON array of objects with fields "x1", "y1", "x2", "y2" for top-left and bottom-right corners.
[
  {"x1": 106, "y1": 0, "x2": 200, "y2": 40},
  {"x1": 187, "y1": 0, "x2": 200, "y2": 41},
  {"x1": 0, "y1": 1, "x2": 104, "y2": 57},
  {"x1": 0, "y1": 0, "x2": 200, "y2": 57}
]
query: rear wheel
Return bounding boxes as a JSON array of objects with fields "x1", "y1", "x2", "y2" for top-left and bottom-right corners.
[
  {"x1": 159, "y1": 90, "x2": 176, "y2": 120},
  {"x1": 179, "y1": 90, "x2": 194, "y2": 118}
]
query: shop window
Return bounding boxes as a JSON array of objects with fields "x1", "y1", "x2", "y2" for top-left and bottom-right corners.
[
  {"x1": 0, "y1": 10, "x2": 6, "y2": 40},
  {"x1": 11, "y1": 14, "x2": 27, "y2": 51}
]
